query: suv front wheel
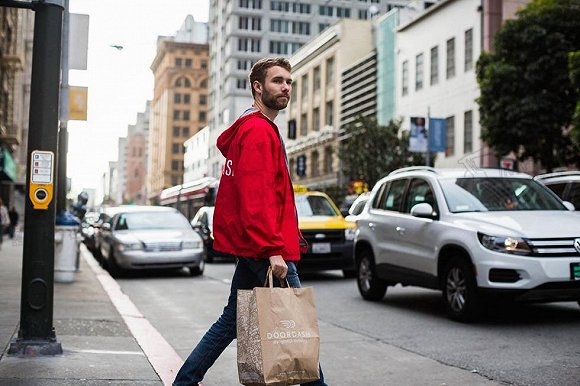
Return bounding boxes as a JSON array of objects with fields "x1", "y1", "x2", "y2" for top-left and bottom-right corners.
[
  {"x1": 442, "y1": 257, "x2": 483, "y2": 322},
  {"x1": 356, "y1": 248, "x2": 388, "y2": 301}
]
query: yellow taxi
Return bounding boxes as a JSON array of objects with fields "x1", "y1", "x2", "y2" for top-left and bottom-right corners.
[{"x1": 294, "y1": 186, "x2": 356, "y2": 278}]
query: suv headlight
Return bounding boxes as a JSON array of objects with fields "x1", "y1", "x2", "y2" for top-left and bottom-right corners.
[
  {"x1": 183, "y1": 240, "x2": 202, "y2": 249},
  {"x1": 477, "y1": 233, "x2": 531, "y2": 255},
  {"x1": 345, "y1": 228, "x2": 356, "y2": 241}
]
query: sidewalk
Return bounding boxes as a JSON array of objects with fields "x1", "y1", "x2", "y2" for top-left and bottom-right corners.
[{"x1": 0, "y1": 233, "x2": 167, "y2": 385}]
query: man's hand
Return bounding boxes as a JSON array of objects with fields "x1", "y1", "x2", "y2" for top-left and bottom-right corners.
[{"x1": 268, "y1": 255, "x2": 288, "y2": 279}]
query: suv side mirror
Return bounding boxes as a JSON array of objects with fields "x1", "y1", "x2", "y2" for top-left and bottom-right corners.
[
  {"x1": 563, "y1": 201, "x2": 575, "y2": 211},
  {"x1": 410, "y1": 203, "x2": 437, "y2": 219}
]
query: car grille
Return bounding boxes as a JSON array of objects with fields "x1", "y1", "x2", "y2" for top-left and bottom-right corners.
[
  {"x1": 301, "y1": 229, "x2": 345, "y2": 243},
  {"x1": 143, "y1": 242, "x2": 182, "y2": 252},
  {"x1": 526, "y1": 237, "x2": 580, "y2": 257}
]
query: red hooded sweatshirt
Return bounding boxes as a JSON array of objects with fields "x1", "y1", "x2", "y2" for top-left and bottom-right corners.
[{"x1": 213, "y1": 109, "x2": 303, "y2": 261}]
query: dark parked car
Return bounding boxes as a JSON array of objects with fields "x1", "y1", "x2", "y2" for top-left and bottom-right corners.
[{"x1": 190, "y1": 206, "x2": 217, "y2": 262}]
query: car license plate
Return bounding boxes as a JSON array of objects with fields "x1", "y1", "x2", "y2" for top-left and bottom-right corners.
[
  {"x1": 312, "y1": 242, "x2": 331, "y2": 254},
  {"x1": 571, "y1": 262, "x2": 580, "y2": 280}
]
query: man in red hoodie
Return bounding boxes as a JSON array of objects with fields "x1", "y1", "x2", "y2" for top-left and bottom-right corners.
[{"x1": 173, "y1": 58, "x2": 327, "y2": 386}]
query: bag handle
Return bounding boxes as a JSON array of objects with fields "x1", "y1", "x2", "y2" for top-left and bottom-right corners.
[{"x1": 265, "y1": 267, "x2": 291, "y2": 288}]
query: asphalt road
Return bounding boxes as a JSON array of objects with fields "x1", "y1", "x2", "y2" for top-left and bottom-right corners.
[{"x1": 116, "y1": 261, "x2": 580, "y2": 386}]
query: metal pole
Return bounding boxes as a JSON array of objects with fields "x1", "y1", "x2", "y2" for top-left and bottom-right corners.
[
  {"x1": 8, "y1": 0, "x2": 64, "y2": 356},
  {"x1": 57, "y1": 0, "x2": 69, "y2": 214}
]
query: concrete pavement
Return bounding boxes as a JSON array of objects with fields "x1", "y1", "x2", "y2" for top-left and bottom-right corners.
[{"x1": 0, "y1": 231, "x2": 503, "y2": 386}]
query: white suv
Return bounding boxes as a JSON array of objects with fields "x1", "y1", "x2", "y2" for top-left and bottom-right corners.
[{"x1": 354, "y1": 167, "x2": 580, "y2": 322}]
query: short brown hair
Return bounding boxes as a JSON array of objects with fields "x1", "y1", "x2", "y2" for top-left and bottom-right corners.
[{"x1": 248, "y1": 57, "x2": 291, "y2": 97}]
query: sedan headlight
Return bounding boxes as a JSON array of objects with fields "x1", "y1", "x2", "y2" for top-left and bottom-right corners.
[
  {"x1": 116, "y1": 241, "x2": 143, "y2": 251},
  {"x1": 182, "y1": 240, "x2": 202, "y2": 249},
  {"x1": 477, "y1": 233, "x2": 531, "y2": 255},
  {"x1": 345, "y1": 228, "x2": 356, "y2": 241}
]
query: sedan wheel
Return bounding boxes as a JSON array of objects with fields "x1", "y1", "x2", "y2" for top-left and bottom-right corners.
[
  {"x1": 356, "y1": 250, "x2": 387, "y2": 301},
  {"x1": 189, "y1": 258, "x2": 205, "y2": 276},
  {"x1": 442, "y1": 258, "x2": 482, "y2": 322}
]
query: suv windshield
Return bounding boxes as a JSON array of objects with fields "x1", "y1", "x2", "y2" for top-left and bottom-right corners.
[{"x1": 439, "y1": 177, "x2": 565, "y2": 213}]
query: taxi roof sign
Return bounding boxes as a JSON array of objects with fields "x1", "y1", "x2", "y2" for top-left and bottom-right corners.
[{"x1": 293, "y1": 184, "x2": 308, "y2": 193}]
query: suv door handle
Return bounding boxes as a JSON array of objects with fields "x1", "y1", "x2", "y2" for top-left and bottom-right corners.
[{"x1": 396, "y1": 226, "x2": 406, "y2": 235}]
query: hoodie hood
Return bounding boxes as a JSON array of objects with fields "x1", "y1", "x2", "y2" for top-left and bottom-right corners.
[{"x1": 217, "y1": 108, "x2": 260, "y2": 157}]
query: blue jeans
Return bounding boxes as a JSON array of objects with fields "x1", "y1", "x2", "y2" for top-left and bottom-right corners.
[{"x1": 173, "y1": 257, "x2": 327, "y2": 386}]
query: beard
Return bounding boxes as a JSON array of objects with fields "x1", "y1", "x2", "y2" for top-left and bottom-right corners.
[{"x1": 261, "y1": 87, "x2": 289, "y2": 111}]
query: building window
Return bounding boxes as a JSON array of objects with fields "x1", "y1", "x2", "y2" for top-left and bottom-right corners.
[
  {"x1": 183, "y1": 94, "x2": 191, "y2": 104},
  {"x1": 313, "y1": 66, "x2": 321, "y2": 91},
  {"x1": 326, "y1": 57, "x2": 335, "y2": 85},
  {"x1": 323, "y1": 146, "x2": 333, "y2": 174},
  {"x1": 173, "y1": 110, "x2": 180, "y2": 120},
  {"x1": 200, "y1": 79, "x2": 208, "y2": 88},
  {"x1": 311, "y1": 150, "x2": 319, "y2": 177},
  {"x1": 238, "y1": 38, "x2": 261, "y2": 52},
  {"x1": 301, "y1": 74, "x2": 308, "y2": 101},
  {"x1": 325, "y1": 101, "x2": 333, "y2": 126},
  {"x1": 271, "y1": 19, "x2": 289, "y2": 33},
  {"x1": 171, "y1": 160, "x2": 179, "y2": 171},
  {"x1": 199, "y1": 111, "x2": 206, "y2": 121},
  {"x1": 239, "y1": 0, "x2": 262, "y2": 9},
  {"x1": 175, "y1": 58, "x2": 183, "y2": 67},
  {"x1": 183, "y1": 127, "x2": 190, "y2": 137},
  {"x1": 173, "y1": 127, "x2": 180, "y2": 136},
  {"x1": 240, "y1": 16, "x2": 262, "y2": 31},
  {"x1": 319, "y1": 5, "x2": 333, "y2": 16},
  {"x1": 199, "y1": 95, "x2": 207, "y2": 105},
  {"x1": 175, "y1": 77, "x2": 191, "y2": 87},
  {"x1": 300, "y1": 113, "x2": 307, "y2": 136},
  {"x1": 402, "y1": 60, "x2": 409, "y2": 96},
  {"x1": 464, "y1": 110, "x2": 473, "y2": 153},
  {"x1": 445, "y1": 116, "x2": 455, "y2": 157},
  {"x1": 312, "y1": 107, "x2": 320, "y2": 131},
  {"x1": 446, "y1": 37, "x2": 455, "y2": 79},
  {"x1": 236, "y1": 78, "x2": 247, "y2": 89},
  {"x1": 172, "y1": 143, "x2": 180, "y2": 154},
  {"x1": 183, "y1": 111, "x2": 190, "y2": 121},
  {"x1": 185, "y1": 58, "x2": 192, "y2": 67},
  {"x1": 430, "y1": 46, "x2": 439, "y2": 85},
  {"x1": 464, "y1": 28, "x2": 473, "y2": 71},
  {"x1": 415, "y1": 53, "x2": 424, "y2": 91},
  {"x1": 174, "y1": 93, "x2": 182, "y2": 104},
  {"x1": 201, "y1": 60, "x2": 208, "y2": 69},
  {"x1": 336, "y1": 7, "x2": 350, "y2": 17}
]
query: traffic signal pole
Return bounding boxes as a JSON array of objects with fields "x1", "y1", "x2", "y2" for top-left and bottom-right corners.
[{"x1": 7, "y1": 0, "x2": 65, "y2": 356}]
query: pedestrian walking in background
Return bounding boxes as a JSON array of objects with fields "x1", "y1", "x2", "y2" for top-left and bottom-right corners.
[
  {"x1": 7, "y1": 206, "x2": 18, "y2": 239},
  {"x1": 173, "y1": 57, "x2": 327, "y2": 386},
  {"x1": 0, "y1": 198, "x2": 9, "y2": 249}
]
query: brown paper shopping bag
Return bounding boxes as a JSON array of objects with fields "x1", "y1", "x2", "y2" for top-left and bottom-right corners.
[{"x1": 237, "y1": 269, "x2": 321, "y2": 386}]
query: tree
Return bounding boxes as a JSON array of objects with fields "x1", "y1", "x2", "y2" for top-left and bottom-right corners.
[
  {"x1": 339, "y1": 116, "x2": 425, "y2": 188},
  {"x1": 476, "y1": 0, "x2": 580, "y2": 172}
]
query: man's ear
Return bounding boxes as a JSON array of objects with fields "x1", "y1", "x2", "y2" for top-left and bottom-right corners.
[{"x1": 252, "y1": 80, "x2": 262, "y2": 95}]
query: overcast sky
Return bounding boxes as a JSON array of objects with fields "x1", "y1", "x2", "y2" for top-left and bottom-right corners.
[{"x1": 66, "y1": 0, "x2": 209, "y2": 202}]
